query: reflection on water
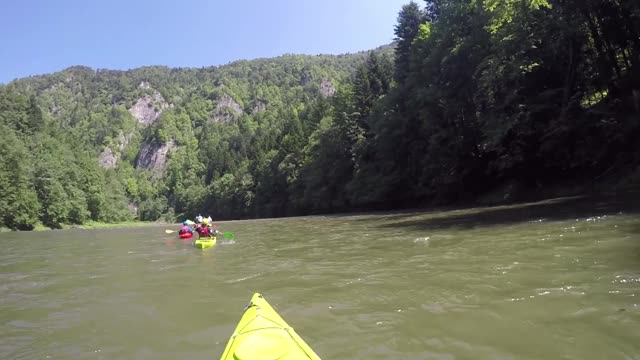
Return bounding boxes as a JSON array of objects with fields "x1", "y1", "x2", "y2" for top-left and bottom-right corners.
[{"x1": 1, "y1": 194, "x2": 640, "y2": 359}]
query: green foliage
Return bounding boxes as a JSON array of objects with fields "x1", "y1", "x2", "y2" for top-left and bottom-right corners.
[
  {"x1": 0, "y1": 125, "x2": 40, "y2": 229},
  {"x1": 2, "y1": 0, "x2": 638, "y2": 228},
  {"x1": 371, "y1": 0, "x2": 640, "y2": 204},
  {"x1": 415, "y1": 23, "x2": 432, "y2": 43},
  {"x1": 483, "y1": 0, "x2": 551, "y2": 34},
  {"x1": 394, "y1": 1, "x2": 425, "y2": 82}
]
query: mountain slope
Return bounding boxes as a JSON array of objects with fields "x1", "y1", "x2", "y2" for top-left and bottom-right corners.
[{"x1": 0, "y1": 45, "x2": 394, "y2": 229}]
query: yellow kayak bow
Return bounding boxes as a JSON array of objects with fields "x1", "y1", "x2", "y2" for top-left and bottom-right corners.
[{"x1": 220, "y1": 293, "x2": 321, "y2": 360}]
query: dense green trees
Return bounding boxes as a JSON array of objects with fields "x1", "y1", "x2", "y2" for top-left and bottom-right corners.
[
  {"x1": 1, "y1": 1, "x2": 638, "y2": 230},
  {"x1": 338, "y1": 0, "x2": 639, "y2": 206}
]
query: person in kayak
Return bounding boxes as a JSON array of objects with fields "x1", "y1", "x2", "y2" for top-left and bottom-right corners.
[
  {"x1": 178, "y1": 221, "x2": 194, "y2": 236},
  {"x1": 195, "y1": 214, "x2": 203, "y2": 224},
  {"x1": 197, "y1": 218, "x2": 223, "y2": 238},
  {"x1": 195, "y1": 218, "x2": 213, "y2": 238}
]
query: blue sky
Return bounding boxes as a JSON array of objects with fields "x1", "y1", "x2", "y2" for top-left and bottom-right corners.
[{"x1": 0, "y1": 0, "x2": 409, "y2": 84}]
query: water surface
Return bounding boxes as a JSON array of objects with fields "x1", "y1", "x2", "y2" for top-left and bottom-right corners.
[{"x1": 1, "y1": 195, "x2": 639, "y2": 359}]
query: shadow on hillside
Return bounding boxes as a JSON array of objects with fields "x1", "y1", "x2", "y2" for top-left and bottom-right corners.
[{"x1": 371, "y1": 193, "x2": 640, "y2": 232}]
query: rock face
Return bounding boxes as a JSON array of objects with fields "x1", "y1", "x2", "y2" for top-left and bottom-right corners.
[
  {"x1": 209, "y1": 93, "x2": 243, "y2": 123},
  {"x1": 319, "y1": 79, "x2": 336, "y2": 97},
  {"x1": 136, "y1": 140, "x2": 175, "y2": 171},
  {"x1": 98, "y1": 147, "x2": 118, "y2": 169},
  {"x1": 251, "y1": 99, "x2": 267, "y2": 115},
  {"x1": 129, "y1": 91, "x2": 168, "y2": 125},
  {"x1": 97, "y1": 131, "x2": 133, "y2": 169}
]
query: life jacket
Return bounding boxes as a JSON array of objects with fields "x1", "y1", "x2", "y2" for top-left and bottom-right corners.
[
  {"x1": 197, "y1": 225, "x2": 211, "y2": 238},
  {"x1": 179, "y1": 225, "x2": 191, "y2": 235}
]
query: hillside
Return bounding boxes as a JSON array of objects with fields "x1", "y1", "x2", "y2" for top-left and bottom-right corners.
[
  {"x1": 0, "y1": 45, "x2": 394, "y2": 229},
  {"x1": 1, "y1": 0, "x2": 639, "y2": 231}
]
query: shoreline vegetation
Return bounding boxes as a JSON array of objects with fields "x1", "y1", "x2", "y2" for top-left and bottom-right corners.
[
  {"x1": 1, "y1": 221, "x2": 169, "y2": 233},
  {"x1": 3, "y1": 183, "x2": 638, "y2": 234}
]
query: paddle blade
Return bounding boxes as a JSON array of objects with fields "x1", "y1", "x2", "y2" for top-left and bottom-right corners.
[
  {"x1": 165, "y1": 229, "x2": 176, "y2": 234},
  {"x1": 223, "y1": 232, "x2": 234, "y2": 240}
]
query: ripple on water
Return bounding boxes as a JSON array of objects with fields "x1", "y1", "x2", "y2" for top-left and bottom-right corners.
[
  {"x1": 7, "y1": 319, "x2": 39, "y2": 329},
  {"x1": 0, "y1": 335, "x2": 41, "y2": 360},
  {"x1": 612, "y1": 274, "x2": 640, "y2": 284},
  {"x1": 2, "y1": 206, "x2": 640, "y2": 359},
  {"x1": 413, "y1": 237, "x2": 430, "y2": 245},
  {"x1": 224, "y1": 273, "x2": 262, "y2": 284}
]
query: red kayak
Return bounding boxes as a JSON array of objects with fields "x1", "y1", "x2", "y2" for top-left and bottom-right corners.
[{"x1": 179, "y1": 232, "x2": 193, "y2": 239}]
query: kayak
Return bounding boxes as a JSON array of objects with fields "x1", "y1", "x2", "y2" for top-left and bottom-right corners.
[
  {"x1": 179, "y1": 232, "x2": 193, "y2": 239},
  {"x1": 194, "y1": 237, "x2": 216, "y2": 249},
  {"x1": 220, "y1": 293, "x2": 321, "y2": 360}
]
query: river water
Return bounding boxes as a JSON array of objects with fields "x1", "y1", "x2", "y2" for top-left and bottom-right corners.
[{"x1": 1, "y1": 195, "x2": 639, "y2": 359}]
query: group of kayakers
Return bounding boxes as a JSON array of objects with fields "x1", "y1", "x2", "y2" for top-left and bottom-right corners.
[{"x1": 178, "y1": 214, "x2": 220, "y2": 239}]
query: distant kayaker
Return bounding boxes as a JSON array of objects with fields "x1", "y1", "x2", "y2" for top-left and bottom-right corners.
[
  {"x1": 195, "y1": 219, "x2": 213, "y2": 238},
  {"x1": 178, "y1": 221, "x2": 193, "y2": 236},
  {"x1": 197, "y1": 218, "x2": 222, "y2": 238}
]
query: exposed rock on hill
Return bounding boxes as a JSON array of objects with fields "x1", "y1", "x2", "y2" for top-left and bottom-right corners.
[
  {"x1": 136, "y1": 140, "x2": 175, "y2": 171},
  {"x1": 209, "y1": 93, "x2": 243, "y2": 123},
  {"x1": 97, "y1": 131, "x2": 134, "y2": 169},
  {"x1": 320, "y1": 79, "x2": 336, "y2": 97},
  {"x1": 129, "y1": 91, "x2": 169, "y2": 125},
  {"x1": 251, "y1": 99, "x2": 267, "y2": 115},
  {"x1": 98, "y1": 147, "x2": 118, "y2": 169}
]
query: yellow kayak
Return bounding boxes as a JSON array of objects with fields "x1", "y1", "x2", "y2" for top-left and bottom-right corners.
[
  {"x1": 220, "y1": 293, "x2": 321, "y2": 360},
  {"x1": 194, "y1": 237, "x2": 216, "y2": 249}
]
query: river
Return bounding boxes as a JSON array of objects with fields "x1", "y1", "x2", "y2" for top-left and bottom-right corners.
[{"x1": 1, "y1": 194, "x2": 639, "y2": 359}]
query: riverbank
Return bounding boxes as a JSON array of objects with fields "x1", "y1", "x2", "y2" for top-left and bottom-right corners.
[
  {"x1": 1, "y1": 221, "x2": 169, "y2": 233},
  {"x1": 67, "y1": 221, "x2": 170, "y2": 230}
]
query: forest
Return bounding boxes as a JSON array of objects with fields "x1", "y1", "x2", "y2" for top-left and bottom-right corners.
[{"x1": 1, "y1": 0, "x2": 638, "y2": 230}]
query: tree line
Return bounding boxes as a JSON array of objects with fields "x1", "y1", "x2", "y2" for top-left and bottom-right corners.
[{"x1": 1, "y1": 0, "x2": 638, "y2": 230}]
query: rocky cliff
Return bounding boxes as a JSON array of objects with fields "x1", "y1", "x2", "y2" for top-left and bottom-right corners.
[
  {"x1": 129, "y1": 90, "x2": 169, "y2": 125},
  {"x1": 209, "y1": 93, "x2": 243, "y2": 123},
  {"x1": 98, "y1": 131, "x2": 134, "y2": 169},
  {"x1": 135, "y1": 140, "x2": 176, "y2": 172}
]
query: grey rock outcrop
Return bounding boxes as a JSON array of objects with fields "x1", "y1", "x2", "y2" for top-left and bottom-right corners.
[
  {"x1": 209, "y1": 93, "x2": 243, "y2": 123},
  {"x1": 136, "y1": 140, "x2": 175, "y2": 171},
  {"x1": 251, "y1": 99, "x2": 267, "y2": 115},
  {"x1": 319, "y1": 79, "x2": 336, "y2": 97},
  {"x1": 129, "y1": 91, "x2": 168, "y2": 125},
  {"x1": 98, "y1": 147, "x2": 118, "y2": 169},
  {"x1": 97, "y1": 131, "x2": 133, "y2": 169}
]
